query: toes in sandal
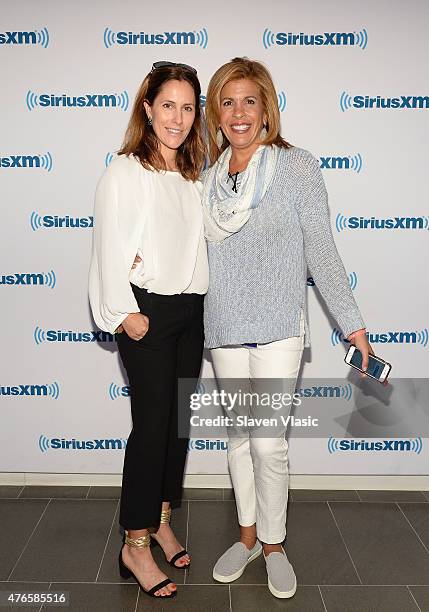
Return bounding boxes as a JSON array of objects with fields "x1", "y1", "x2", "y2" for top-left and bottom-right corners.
[
  {"x1": 119, "y1": 531, "x2": 177, "y2": 598},
  {"x1": 151, "y1": 507, "x2": 191, "y2": 569}
]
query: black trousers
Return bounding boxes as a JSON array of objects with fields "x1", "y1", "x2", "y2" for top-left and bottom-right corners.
[{"x1": 116, "y1": 284, "x2": 204, "y2": 530}]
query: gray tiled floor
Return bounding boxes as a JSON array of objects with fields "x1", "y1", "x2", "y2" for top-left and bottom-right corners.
[{"x1": 0, "y1": 487, "x2": 428, "y2": 611}]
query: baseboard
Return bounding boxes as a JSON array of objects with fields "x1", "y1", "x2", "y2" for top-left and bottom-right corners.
[{"x1": 1, "y1": 472, "x2": 428, "y2": 490}]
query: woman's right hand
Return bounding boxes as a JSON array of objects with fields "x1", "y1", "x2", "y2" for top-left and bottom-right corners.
[{"x1": 122, "y1": 312, "x2": 149, "y2": 340}]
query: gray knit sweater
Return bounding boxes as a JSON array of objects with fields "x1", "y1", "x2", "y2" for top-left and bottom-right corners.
[{"x1": 203, "y1": 146, "x2": 366, "y2": 349}]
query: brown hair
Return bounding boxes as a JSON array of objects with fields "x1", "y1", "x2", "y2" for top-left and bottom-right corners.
[
  {"x1": 118, "y1": 65, "x2": 206, "y2": 181},
  {"x1": 205, "y1": 57, "x2": 292, "y2": 164}
]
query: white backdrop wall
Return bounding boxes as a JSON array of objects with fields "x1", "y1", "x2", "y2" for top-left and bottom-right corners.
[{"x1": 1, "y1": 0, "x2": 428, "y2": 476}]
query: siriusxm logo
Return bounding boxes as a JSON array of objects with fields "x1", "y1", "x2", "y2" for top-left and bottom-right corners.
[
  {"x1": 331, "y1": 328, "x2": 429, "y2": 347},
  {"x1": 38, "y1": 434, "x2": 127, "y2": 452},
  {"x1": 1, "y1": 382, "x2": 60, "y2": 399},
  {"x1": 340, "y1": 92, "x2": 429, "y2": 112},
  {"x1": 0, "y1": 28, "x2": 49, "y2": 47},
  {"x1": 319, "y1": 154, "x2": 363, "y2": 173},
  {"x1": 263, "y1": 28, "x2": 367, "y2": 49},
  {"x1": 336, "y1": 214, "x2": 429, "y2": 232},
  {"x1": 103, "y1": 27, "x2": 208, "y2": 49},
  {"x1": 109, "y1": 383, "x2": 130, "y2": 400},
  {"x1": 0, "y1": 152, "x2": 53, "y2": 171},
  {"x1": 296, "y1": 384, "x2": 352, "y2": 401},
  {"x1": 34, "y1": 327, "x2": 113, "y2": 345},
  {"x1": 30, "y1": 212, "x2": 93, "y2": 231},
  {"x1": 188, "y1": 439, "x2": 227, "y2": 451},
  {"x1": 328, "y1": 437, "x2": 423, "y2": 454},
  {"x1": 308, "y1": 271, "x2": 357, "y2": 290},
  {"x1": 26, "y1": 90, "x2": 129, "y2": 111},
  {"x1": 0, "y1": 271, "x2": 56, "y2": 288}
]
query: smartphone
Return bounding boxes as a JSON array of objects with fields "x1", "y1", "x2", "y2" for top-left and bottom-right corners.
[{"x1": 344, "y1": 346, "x2": 392, "y2": 383}]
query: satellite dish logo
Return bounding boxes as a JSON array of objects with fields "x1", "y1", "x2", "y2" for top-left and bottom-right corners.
[
  {"x1": 335, "y1": 214, "x2": 429, "y2": 232},
  {"x1": 0, "y1": 152, "x2": 53, "y2": 171},
  {"x1": 277, "y1": 91, "x2": 287, "y2": 112},
  {"x1": 103, "y1": 27, "x2": 208, "y2": 49},
  {"x1": 328, "y1": 437, "x2": 423, "y2": 454},
  {"x1": 0, "y1": 28, "x2": 50, "y2": 47},
  {"x1": 109, "y1": 383, "x2": 130, "y2": 400},
  {"x1": 26, "y1": 90, "x2": 129, "y2": 111},
  {"x1": 263, "y1": 28, "x2": 367, "y2": 49},
  {"x1": 319, "y1": 154, "x2": 363, "y2": 173},
  {"x1": 105, "y1": 152, "x2": 114, "y2": 167},
  {"x1": 331, "y1": 327, "x2": 429, "y2": 347},
  {"x1": 39, "y1": 435, "x2": 51, "y2": 452},
  {"x1": 348, "y1": 272, "x2": 358, "y2": 290}
]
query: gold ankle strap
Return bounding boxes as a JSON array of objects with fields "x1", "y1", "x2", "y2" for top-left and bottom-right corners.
[
  {"x1": 160, "y1": 508, "x2": 171, "y2": 524},
  {"x1": 124, "y1": 530, "x2": 151, "y2": 548}
]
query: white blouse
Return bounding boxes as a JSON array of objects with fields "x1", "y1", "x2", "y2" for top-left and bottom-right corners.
[{"x1": 89, "y1": 155, "x2": 209, "y2": 334}]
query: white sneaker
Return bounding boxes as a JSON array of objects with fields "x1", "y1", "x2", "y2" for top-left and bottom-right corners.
[
  {"x1": 263, "y1": 548, "x2": 297, "y2": 598},
  {"x1": 213, "y1": 541, "x2": 262, "y2": 583}
]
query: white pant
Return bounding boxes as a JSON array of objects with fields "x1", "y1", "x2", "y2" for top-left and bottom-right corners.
[{"x1": 210, "y1": 312, "x2": 304, "y2": 544}]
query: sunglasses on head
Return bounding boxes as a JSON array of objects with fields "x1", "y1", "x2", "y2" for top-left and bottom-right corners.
[{"x1": 151, "y1": 61, "x2": 197, "y2": 75}]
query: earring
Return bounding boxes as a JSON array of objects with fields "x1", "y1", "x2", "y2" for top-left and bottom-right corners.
[
  {"x1": 216, "y1": 128, "x2": 224, "y2": 148},
  {"x1": 147, "y1": 117, "x2": 152, "y2": 126},
  {"x1": 260, "y1": 124, "x2": 268, "y2": 140}
]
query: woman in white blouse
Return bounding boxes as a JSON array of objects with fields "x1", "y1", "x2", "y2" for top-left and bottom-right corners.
[{"x1": 89, "y1": 62, "x2": 208, "y2": 599}]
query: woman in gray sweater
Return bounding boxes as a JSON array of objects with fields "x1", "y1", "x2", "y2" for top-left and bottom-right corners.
[{"x1": 203, "y1": 57, "x2": 372, "y2": 599}]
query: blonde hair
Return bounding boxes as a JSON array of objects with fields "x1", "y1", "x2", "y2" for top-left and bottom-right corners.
[
  {"x1": 119, "y1": 65, "x2": 206, "y2": 181},
  {"x1": 205, "y1": 57, "x2": 291, "y2": 164}
]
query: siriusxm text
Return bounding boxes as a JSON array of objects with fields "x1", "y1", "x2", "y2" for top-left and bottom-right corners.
[
  {"x1": 38, "y1": 216, "x2": 93, "y2": 228},
  {"x1": 0, "y1": 31, "x2": 38, "y2": 44},
  {"x1": 274, "y1": 32, "x2": 355, "y2": 46},
  {"x1": 114, "y1": 31, "x2": 197, "y2": 45},
  {"x1": 1, "y1": 274, "x2": 47, "y2": 286},
  {"x1": 352, "y1": 95, "x2": 429, "y2": 109},
  {"x1": 339, "y1": 440, "x2": 417, "y2": 451},
  {"x1": 1, "y1": 155, "x2": 41, "y2": 168},
  {"x1": 347, "y1": 216, "x2": 425, "y2": 229},
  {"x1": 1, "y1": 385, "x2": 50, "y2": 396},
  {"x1": 50, "y1": 438, "x2": 127, "y2": 450}
]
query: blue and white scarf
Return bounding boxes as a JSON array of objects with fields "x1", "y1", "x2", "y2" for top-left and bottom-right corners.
[{"x1": 202, "y1": 144, "x2": 279, "y2": 243}]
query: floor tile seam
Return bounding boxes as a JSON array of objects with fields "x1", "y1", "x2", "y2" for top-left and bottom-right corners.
[
  {"x1": 5, "y1": 580, "x2": 429, "y2": 590},
  {"x1": 183, "y1": 500, "x2": 190, "y2": 585},
  {"x1": 4, "y1": 580, "x2": 429, "y2": 586},
  {"x1": 185, "y1": 498, "x2": 228, "y2": 502},
  {"x1": 290, "y1": 500, "x2": 429, "y2": 504},
  {"x1": 39, "y1": 581, "x2": 52, "y2": 611},
  {"x1": 95, "y1": 499, "x2": 120, "y2": 582},
  {"x1": 395, "y1": 502, "x2": 429, "y2": 556},
  {"x1": 6, "y1": 499, "x2": 52, "y2": 581},
  {"x1": 318, "y1": 585, "x2": 328, "y2": 611},
  {"x1": 407, "y1": 585, "x2": 423, "y2": 611},
  {"x1": 133, "y1": 587, "x2": 140, "y2": 612},
  {"x1": 326, "y1": 501, "x2": 363, "y2": 585}
]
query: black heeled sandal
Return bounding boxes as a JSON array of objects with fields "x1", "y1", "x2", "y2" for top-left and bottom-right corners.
[
  {"x1": 118, "y1": 531, "x2": 177, "y2": 598},
  {"x1": 151, "y1": 507, "x2": 191, "y2": 569}
]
